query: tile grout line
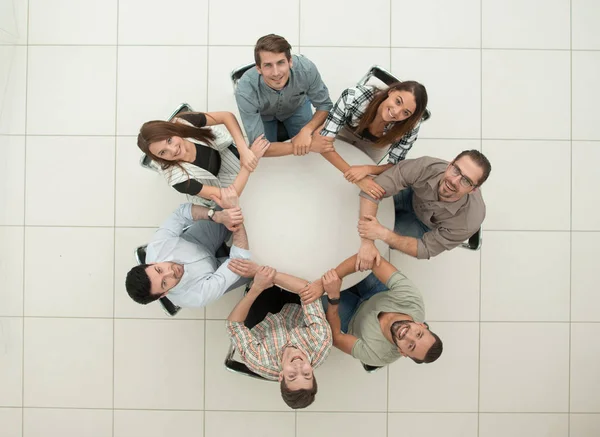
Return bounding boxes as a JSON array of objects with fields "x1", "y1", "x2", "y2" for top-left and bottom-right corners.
[
  {"x1": 477, "y1": 0, "x2": 483, "y2": 434},
  {"x1": 387, "y1": 3, "x2": 392, "y2": 434},
  {"x1": 568, "y1": 1, "x2": 573, "y2": 435},
  {"x1": 21, "y1": 0, "x2": 31, "y2": 430},
  {"x1": 112, "y1": 2, "x2": 121, "y2": 436},
  {"x1": 204, "y1": 3, "x2": 210, "y2": 433}
]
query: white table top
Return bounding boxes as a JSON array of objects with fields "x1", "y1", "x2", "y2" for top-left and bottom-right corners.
[{"x1": 240, "y1": 139, "x2": 394, "y2": 290}]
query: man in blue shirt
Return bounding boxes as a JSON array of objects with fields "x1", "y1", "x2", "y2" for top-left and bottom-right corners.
[{"x1": 235, "y1": 34, "x2": 334, "y2": 157}]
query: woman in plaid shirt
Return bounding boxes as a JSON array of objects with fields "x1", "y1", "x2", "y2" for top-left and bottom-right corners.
[{"x1": 312, "y1": 81, "x2": 428, "y2": 199}]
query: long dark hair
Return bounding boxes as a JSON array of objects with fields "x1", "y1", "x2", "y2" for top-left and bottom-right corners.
[
  {"x1": 355, "y1": 81, "x2": 428, "y2": 147},
  {"x1": 137, "y1": 112, "x2": 216, "y2": 170}
]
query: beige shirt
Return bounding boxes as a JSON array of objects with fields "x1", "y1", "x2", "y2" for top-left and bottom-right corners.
[
  {"x1": 348, "y1": 271, "x2": 425, "y2": 367},
  {"x1": 359, "y1": 156, "x2": 486, "y2": 259}
]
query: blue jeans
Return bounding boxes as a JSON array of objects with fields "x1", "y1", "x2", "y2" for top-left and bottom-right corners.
[
  {"x1": 322, "y1": 275, "x2": 390, "y2": 333},
  {"x1": 353, "y1": 188, "x2": 430, "y2": 303},
  {"x1": 262, "y1": 99, "x2": 312, "y2": 142}
]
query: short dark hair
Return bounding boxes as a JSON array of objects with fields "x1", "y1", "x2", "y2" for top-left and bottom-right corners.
[
  {"x1": 254, "y1": 34, "x2": 292, "y2": 66},
  {"x1": 125, "y1": 264, "x2": 158, "y2": 305},
  {"x1": 411, "y1": 330, "x2": 443, "y2": 364},
  {"x1": 280, "y1": 375, "x2": 318, "y2": 409},
  {"x1": 454, "y1": 149, "x2": 492, "y2": 187}
]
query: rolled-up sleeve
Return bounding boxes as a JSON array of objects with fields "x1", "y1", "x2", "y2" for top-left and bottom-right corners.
[
  {"x1": 151, "y1": 203, "x2": 194, "y2": 243},
  {"x1": 301, "y1": 300, "x2": 332, "y2": 367},
  {"x1": 417, "y1": 226, "x2": 475, "y2": 260}
]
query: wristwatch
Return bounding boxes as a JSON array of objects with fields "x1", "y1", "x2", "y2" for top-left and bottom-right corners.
[
  {"x1": 327, "y1": 296, "x2": 340, "y2": 305},
  {"x1": 207, "y1": 208, "x2": 216, "y2": 221}
]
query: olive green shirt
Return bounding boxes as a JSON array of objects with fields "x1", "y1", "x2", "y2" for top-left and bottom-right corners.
[{"x1": 348, "y1": 271, "x2": 425, "y2": 367}]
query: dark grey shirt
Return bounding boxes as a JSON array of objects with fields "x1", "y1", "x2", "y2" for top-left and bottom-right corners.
[{"x1": 234, "y1": 54, "x2": 333, "y2": 142}]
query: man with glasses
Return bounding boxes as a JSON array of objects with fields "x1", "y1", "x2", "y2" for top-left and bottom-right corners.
[{"x1": 355, "y1": 150, "x2": 491, "y2": 270}]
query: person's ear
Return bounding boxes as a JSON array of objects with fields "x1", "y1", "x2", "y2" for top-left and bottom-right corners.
[
  {"x1": 255, "y1": 65, "x2": 262, "y2": 75},
  {"x1": 288, "y1": 57, "x2": 293, "y2": 69},
  {"x1": 398, "y1": 347, "x2": 407, "y2": 357},
  {"x1": 278, "y1": 372, "x2": 283, "y2": 382},
  {"x1": 418, "y1": 322, "x2": 429, "y2": 330}
]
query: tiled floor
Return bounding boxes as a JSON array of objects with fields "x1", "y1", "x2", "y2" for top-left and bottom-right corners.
[{"x1": 1, "y1": 0, "x2": 599, "y2": 436}]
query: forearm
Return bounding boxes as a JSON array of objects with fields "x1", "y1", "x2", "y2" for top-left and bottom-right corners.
[
  {"x1": 302, "y1": 110, "x2": 329, "y2": 134},
  {"x1": 222, "y1": 112, "x2": 249, "y2": 150},
  {"x1": 231, "y1": 167, "x2": 251, "y2": 197},
  {"x1": 227, "y1": 289, "x2": 259, "y2": 322},
  {"x1": 321, "y1": 150, "x2": 351, "y2": 173},
  {"x1": 370, "y1": 163, "x2": 393, "y2": 175},
  {"x1": 335, "y1": 255, "x2": 358, "y2": 278},
  {"x1": 383, "y1": 230, "x2": 418, "y2": 258},
  {"x1": 263, "y1": 141, "x2": 294, "y2": 157},
  {"x1": 274, "y1": 272, "x2": 310, "y2": 294},
  {"x1": 190, "y1": 204, "x2": 211, "y2": 221},
  {"x1": 232, "y1": 223, "x2": 249, "y2": 250},
  {"x1": 326, "y1": 304, "x2": 343, "y2": 339}
]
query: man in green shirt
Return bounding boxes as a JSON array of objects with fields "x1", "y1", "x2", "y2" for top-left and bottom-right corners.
[{"x1": 307, "y1": 253, "x2": 443, "y2": 367}]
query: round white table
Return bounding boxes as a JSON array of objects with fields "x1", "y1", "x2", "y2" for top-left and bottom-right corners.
[{"x1": 240, "y1": 139, "x2": 394, "y2": 290}]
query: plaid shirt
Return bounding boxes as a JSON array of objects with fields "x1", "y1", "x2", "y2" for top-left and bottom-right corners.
[
  {"x1": 320, "y1": 85, "x2": 422, "y2": 164},
  {"x1": 225, "y1": 300, "x2": 332, "y2": 380}
]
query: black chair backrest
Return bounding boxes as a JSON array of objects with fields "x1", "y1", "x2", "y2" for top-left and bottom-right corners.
[{"x1": 231, "y1": 63, "x2": 255, "y2": 84}]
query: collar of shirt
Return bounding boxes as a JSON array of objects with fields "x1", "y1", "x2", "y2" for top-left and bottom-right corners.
[
  {"x1": 277, "y1": 342, "x2": 312, "y2": 367},
  {"x1": 258, "y1": 70, "x2": 293, "y2": 94},
  {"x1": 426, "y1": 174, "x2": 469, "y2": 214}
]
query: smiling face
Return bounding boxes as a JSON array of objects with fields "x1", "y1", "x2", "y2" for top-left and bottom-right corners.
[
  {"x1": 256, "y1": 51, "x2": 292, "y2": 90},
  {"x1": 148, "y1": 136, "x2": 188, "y2": 162},
  {"x1": 390, "y1": 320, "x2": 436, "y2": 361},
  {"x1": 145, "y1": 262, "x2": 184, "y2": 298},
  {"x1": 438, "y1": 155, "x2": 484, "y2": 202},
  {"x1": 279, "y1": 346, "x2": 314, "y2": 390},
  {"x1": 378, "y1": 89, "x2": 417, "y2": 123}
]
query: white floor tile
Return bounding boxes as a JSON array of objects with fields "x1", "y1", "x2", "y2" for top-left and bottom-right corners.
[
  {"x1": 0, "y1": 46, "x2": 26, "y2": 134},
  {"x1": 23, "y1": 408, "x2": 113, "y2": 437},
  {"x1": 25, "y1": 136, "x2": 115, "y2": 226},
  {"x1": 0, "y1": 227, "x2": 23, "y2": 316},
  {"x1": 388, "y1": 322, "x2": 479, "y2": 412},
  {"x1": 571, "y1": 324, "x2": 600, "y2": 413},
  {"x1": 0, "y1": 136, "x2": 24, "y2": 225},
  {"x1": 391, "y1": 49, "x2": 481, "y2": 139},
  {"x1": 391, "y1": 249, "x2": 480, "y2": 322},
  {"x1": 570, "y1": 414, "x2": 600, "y2": 437},
  {"x1": 28, "y1": 0, "x2": 117, "y2": 45},
  {"x1": 119, "y1": 0, "x2": 208, "y2": 45},
  {"x1": 408, "y1": 139, "x2": 481, "y2": 162},
  {"x1": 482, "y1": 50, "x2": 570, "y2": 140},
  {"x1": 297, "y1": 412, "x2": 386, "y2": 437},
  {"x1": 205, "y1": 412, "x2": 295, "y2": 437},
  {"x1": 204, "y1": 320, "x2": 296, "y2": 411},
  {"x1": 204, "y1": 285, "x2": 243, "y2": 320},
  {"x1": 114, "y1": 137, "x2": 187, "y2": 227},
  {"x1": 114, "y1": 410, "x2": 204, "y2": 437},
  {"x1": 114, "y1": 227, "x2": 205, "y2": 319},
  {"x1": 480, "y1": 323, "x2": 569, "y2": 412},
  {"x1": 482, "y1": 0, "x2": 570, "y2": 49},
  {"x1": 573, "y1": 52, "x2": 600, "y2": 141},
  {"x1": 207, "y1": 46, "x2": 249, "y2": 118},
  {"x1": 114, "y1": 319, "x2": 204, "y2": 410},
  {"x1": 392, "y1": 0, "x2": 480, "y2": 48},
  {"x1": 482, "y1": 140, "x2": 570, "y2": 230},
  {"x1": 209, "y1": 1, "x2": 299, "y2": 46},
  {"x1": 388, "y1": 413, "x2": 478, "y2": 437},
  {"x1": 0, "y1": 408, "x2": 22, "y2": 437},
  {"x1": 302, "y1": 348, "x2": 387, "y2": 412},
  {"x1": 299, "y1": 47, "x2": 390, "y2": 103},
  {"x1": 0, "y1": 318, "x2": 23, "y2": 407},
  {"x1": 479, "y1": 413, "x2": 568, "y2": 437},
  {"x1": 27, "y1": 46, "x2": 116, "y2": 135},
  {"x1": 572, "y1": 0, "x2": 600, "y2": 49},
  {"x1": 481, "y1": 232, "x2": 570, "y2": 321},
  {"x1": 24, "y1": 227, "x2": 114, "y2": 317},
  {"x1": 24, "y1": 318, "x2": 113, "y2": 408},
  {"x1": 572, "y1": 142, "x2": 600, "y2": 230},
  {"x1": 116, "y1": 46, "x2": 207, "y2": 136},
  {"x1": 572, "y1": 232, "x2": 600, "y2": 321},
  {"x1": 0, "y1": 0, "x2": 27, "y2": 44}
]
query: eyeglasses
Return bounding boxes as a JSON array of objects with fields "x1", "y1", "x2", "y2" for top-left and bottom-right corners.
[{"x1": 449, "y1": 163, "x2": 476, "y2": 188}]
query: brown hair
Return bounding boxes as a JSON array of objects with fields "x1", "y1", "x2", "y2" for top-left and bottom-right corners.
[
  {"x1": 280, "y1": 375, "x2": 318, "y2": 409},
  {"x1": 137, "y1": 113, "x2": 215, "y2": 171},
  {"x1": 411, "y1": 330, "x2": 443, "y2": 364},
  {"x1": 454, "y1": 150, "x2": 492, "y2": 187},
  {"x1": 356, "y1": 81, "x2": 428, "y2": 148},
  {"x1": 254, "y1": 34, "x2": 292, "y2": 66}
]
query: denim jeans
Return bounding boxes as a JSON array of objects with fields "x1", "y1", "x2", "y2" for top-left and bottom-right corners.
[
  {"x1": 262, "y1": 99, "x2": 312, "y2": 142},
  {"x1": 353, "y1": 188, "x2": 430, "y2": 304}
]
